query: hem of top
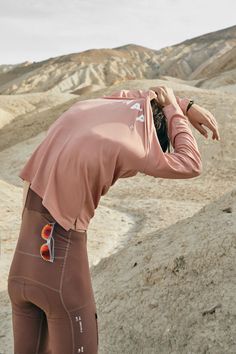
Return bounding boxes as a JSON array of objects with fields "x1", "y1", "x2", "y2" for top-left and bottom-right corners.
[
  {"x1": 30, "y1": 183, "x2": 72, "y2": 231},
  {"x1": 18, "y1": 174, "x2": 89, "y2": 232}
]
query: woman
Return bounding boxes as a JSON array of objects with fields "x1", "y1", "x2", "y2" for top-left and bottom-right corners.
[{"x1": 7, "y1": 85, "x2": 220, "y2": 354}]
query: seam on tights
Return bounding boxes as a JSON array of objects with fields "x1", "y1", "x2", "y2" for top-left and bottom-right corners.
[
  {"x1": 47, "y1": 299, "x2": 95, "y2": 320},
  {"x1": 69, "y1": 298, "x2": 96, "y2": 313},
  {"x1": 8, "y1": 275, "x2": 60, "y2": 293},
  {"x1": 11, "y1": 309, "x2": 43, "y2": 320},
  {"x1": 16, "y1": 249, "x2": 65, "y2": 259},
  {"x1": 59, "y1": 229, "x2": 74, "y2": 354}
]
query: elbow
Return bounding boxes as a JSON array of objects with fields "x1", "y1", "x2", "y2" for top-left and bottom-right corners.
[{"x1": 190, "y1": 159, "x2": 203, "y2": 177}]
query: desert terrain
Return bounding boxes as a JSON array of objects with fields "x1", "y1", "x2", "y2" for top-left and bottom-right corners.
[{"x1": 0, "y1": 25, "x2": 236, "y2": 354}]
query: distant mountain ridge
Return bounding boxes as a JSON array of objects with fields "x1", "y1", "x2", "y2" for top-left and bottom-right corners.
[
  {"x1": 0, "y1": 25, "x2": 235, "y2": 95},
  {"x1": 1, "y1": 25, "x2": 236, "y2": 354}
]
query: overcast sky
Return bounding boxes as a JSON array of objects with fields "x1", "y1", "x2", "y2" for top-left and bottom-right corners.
[{"x1": 0, "y1": 0, "x2": 235, "y2": 65}]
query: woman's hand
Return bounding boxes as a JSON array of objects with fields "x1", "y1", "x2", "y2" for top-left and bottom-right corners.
[
  {"x1": 149, "y1": 86, "x2": 177, "y2": 107},
  {"x1": 149, "y1": 85, "x2": 220, "y2": 141},
  {"x1": 186, "y1": 103, "x2": 220, "y2": 141}
]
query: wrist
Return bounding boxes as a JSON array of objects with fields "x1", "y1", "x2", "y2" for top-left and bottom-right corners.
[
  {"x1": 186, "y1": 100, "x2": 195, "y2": 113},
  {"x1": 163, "y1": 100, "x2": 179, "y2": 111},
  {"x1": 175, "y1": 97, "x2": 192, "y2": 116},
  {"x1": 164, "y1": 97, "x2": 178, "y2": 107}
]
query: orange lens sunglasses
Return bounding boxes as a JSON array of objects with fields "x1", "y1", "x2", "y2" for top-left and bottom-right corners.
[{"x1": 40, "y1": 222, "x2": 56, "y2": 262}]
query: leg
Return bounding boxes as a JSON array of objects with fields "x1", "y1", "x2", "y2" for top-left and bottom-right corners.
[
  {"x1": 45, "y1": 227, "x2": 99, "y2": 354},
  {"x1": 47, "y1": 300, "x2": 98, "y2": 354},
  {"x1": 8, "y1": 188, "x2": 99, "y2": 353},
  {"x1": 8, "y1": 278, "x2": 50, "y2": 354}
]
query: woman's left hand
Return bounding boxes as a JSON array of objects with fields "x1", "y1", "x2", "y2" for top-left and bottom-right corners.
[
  {"x1": 149, "y1": 86, "x2": 220, "y2": 141},
  {"x1": 186, "y1": 103, "x2": 220, "y2": 141}
]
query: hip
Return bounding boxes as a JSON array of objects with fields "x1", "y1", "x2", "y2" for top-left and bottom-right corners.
[{"x1": 8, "y1": 188, "x2": 91, "y2": 292}]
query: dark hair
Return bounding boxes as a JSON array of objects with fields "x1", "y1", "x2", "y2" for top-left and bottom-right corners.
[{"x1": 150, "y1": 98, "x2": 170, "y2": 153}]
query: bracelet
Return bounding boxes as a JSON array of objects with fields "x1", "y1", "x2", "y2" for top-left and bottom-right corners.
[{"x1": 186, "y1": 100, "x2": 194, "y2": 112}]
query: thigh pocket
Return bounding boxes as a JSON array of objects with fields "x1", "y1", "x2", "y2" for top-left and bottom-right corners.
[{"x1": 70, "y1": 301, "x2": 99, "y2": 353}]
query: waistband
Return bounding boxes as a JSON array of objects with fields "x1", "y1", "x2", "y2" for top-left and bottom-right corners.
[{"x1": 25, "y1": 187, "x2": 52, "y2": 215}]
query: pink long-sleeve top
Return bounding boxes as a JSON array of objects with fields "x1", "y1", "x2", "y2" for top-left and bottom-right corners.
[{"x1": 18, "y1": 89, "x2": 202, "y2": 231}]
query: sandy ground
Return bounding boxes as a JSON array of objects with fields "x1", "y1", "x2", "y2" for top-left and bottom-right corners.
[
  {"x1": 0, "y1": 81, "x2": 236, "y2": 353},
  {"x1": 92, "y1": 187, "x2": 236, "y2": 354}
]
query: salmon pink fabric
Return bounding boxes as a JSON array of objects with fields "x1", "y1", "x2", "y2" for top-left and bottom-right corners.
[{"x1": 18, "y1": 89, "x2": 202, "y2": 231}]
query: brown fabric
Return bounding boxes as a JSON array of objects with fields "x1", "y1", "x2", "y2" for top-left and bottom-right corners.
[{"x1": 7, "y1": 187, "x2": 98, "y2": 354}]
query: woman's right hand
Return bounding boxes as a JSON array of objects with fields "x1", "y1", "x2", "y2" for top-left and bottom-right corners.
[{"x1": 149, "y1": 86, "x2": 178, "y2": 107}]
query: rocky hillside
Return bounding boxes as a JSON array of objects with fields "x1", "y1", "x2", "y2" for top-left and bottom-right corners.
[
  {"x1": 1, "y1": 78, "x2": 236, "y2": 353},
  {"x1": 0, "y1": 25, "x2": 235, "y2": 96},
  {"x1": 157, "y1": 25, "x2": 236, "y2": 80},
  {"x1": 91, "y1": 187, "x2": 236, "y2": 354},
  {"x1": 0, "y1": 25, "x2": 236, "y2": 354}
]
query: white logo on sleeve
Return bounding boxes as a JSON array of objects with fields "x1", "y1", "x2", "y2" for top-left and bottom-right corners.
[
  {"x1": 114, "y1": 99, "x2": 145, "y2": 122},
  {"x1": 136, "y1": 114, "x2": 145, "y2": 122},
  {"x1": 130, "y1": 102, "x2": 142, "y2": 111}
]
